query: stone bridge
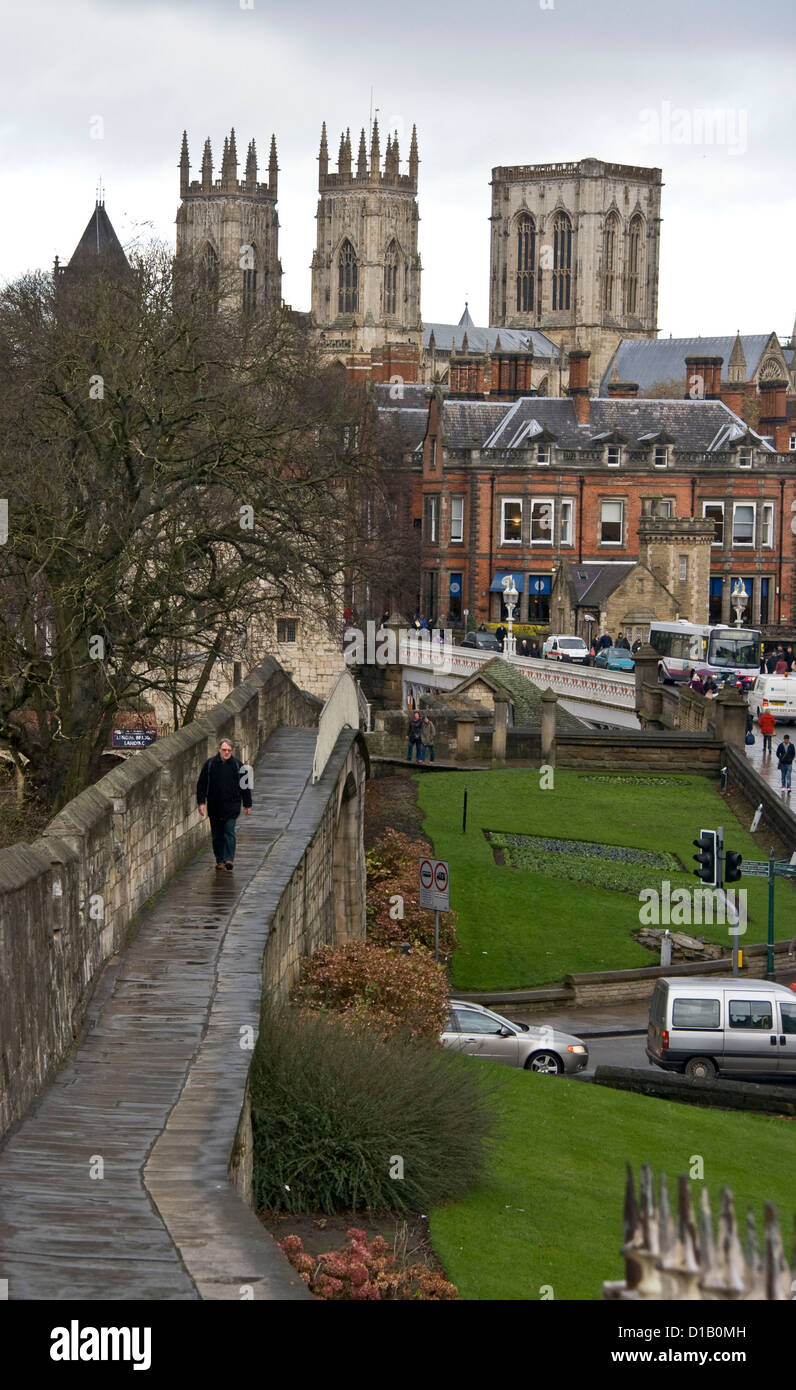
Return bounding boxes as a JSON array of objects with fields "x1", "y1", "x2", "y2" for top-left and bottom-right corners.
[
  {"x1": 398, "y1": 635, "x2": 636, "y2": 716},
  {"x1": 0, "y1": 661, "x2": 367, "y2": 1299}
]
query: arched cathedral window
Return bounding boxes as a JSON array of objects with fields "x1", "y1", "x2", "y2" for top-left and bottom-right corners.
[
  {"x1": 625, "y1": 216, "x2": 644, "y2": 316},
  {"x1": 515, "y1": 214, "x2": 535, "y2": 313},
  {"x1": 552, "y1": 213, "x2": 571, "y2": 311},
  {"x1": 384, "y1": 240, "x2": 401, "y2": 317},
  {"x1": 338, "y1": 239, "x2": 359, "y2": 315},
  {"x1": 199, "y1": 242, "x2": 219, "y2": 306},
  {"x1": 242, "y1": 242, "x2": 258, "y2": 316},
  {"x1": 602, "y1": 214, "x2": 619, "y2": 314}
]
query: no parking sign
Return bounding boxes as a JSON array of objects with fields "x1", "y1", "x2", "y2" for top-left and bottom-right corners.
[{"x1": 419, "y1": 857, "x2": 450, "y2": 912}]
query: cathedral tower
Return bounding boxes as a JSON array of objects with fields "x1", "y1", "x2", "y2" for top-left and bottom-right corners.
[
  {"x1": 175, "y1": 129, "x2": 282, "y2": 314},
  {"x1": 310, "y1": 119, "x2": 422, "y2": 357},
  {"x1": 489, "y1": 157, "x2": 662, "y2": 389}
]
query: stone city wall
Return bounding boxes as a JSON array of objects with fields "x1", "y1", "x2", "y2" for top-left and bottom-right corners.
[{"x1": 0, "y1": 659, "x2": 318, "y2": 1140}]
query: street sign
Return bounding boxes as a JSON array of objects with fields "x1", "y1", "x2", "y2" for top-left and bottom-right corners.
[
  {"x1": 419, "y1": 857, "x2": 450, "y2": 912},
  {"x1": 740, "y1": 862, "x2": 771, "y2": 877},
  {"x1": 743, "y1": 860, "x2": 796, "y2": 878},
  {"x1": 112, "y1": 729, "x2": 156, "y2": 749}
]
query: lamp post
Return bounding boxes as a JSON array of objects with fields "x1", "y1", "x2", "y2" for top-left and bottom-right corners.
[
  {"x1": 730, "y1": 579, "x2": 749, "y2": 629},
  {"x1": 502, "y1": 575, "x2": 518, "y2": 656}
]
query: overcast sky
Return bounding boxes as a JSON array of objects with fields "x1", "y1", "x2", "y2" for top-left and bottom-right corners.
[{"x1": 2, "y1": 0, "x2": 794, "y2": 338}]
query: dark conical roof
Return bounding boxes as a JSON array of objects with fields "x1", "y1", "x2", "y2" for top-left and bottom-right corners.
[{"x1": 67, "y1": 202, "x2": 130, "y2": 273}]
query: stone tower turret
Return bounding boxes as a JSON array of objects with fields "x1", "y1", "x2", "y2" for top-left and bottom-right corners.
[
  {"x1": 175, "y1": 126, "x2": 282, "y2": 315},
  {"x1": 310, "y1": 117, "x2": 422, "y2": 358}
]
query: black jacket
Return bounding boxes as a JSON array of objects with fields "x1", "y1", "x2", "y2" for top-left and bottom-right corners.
[
  {"x1": 196, "y1": 753, "x2": 253, "y2": 819},
  {"x1": 776, "y1": 742, "x2": 795, "y2": 766}
]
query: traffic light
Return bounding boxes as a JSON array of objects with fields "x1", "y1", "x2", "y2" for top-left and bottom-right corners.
[
  {"x1": 724, "y1": 850, "x2": 743, "y2": 883},
  {"x1": 693, "y1": 829, "x2": 718, "y2": 886}
]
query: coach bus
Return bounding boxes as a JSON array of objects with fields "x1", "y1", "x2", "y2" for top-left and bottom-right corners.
[{"x1": 648, "y1": 620, "x2": 761, "y2": 685}]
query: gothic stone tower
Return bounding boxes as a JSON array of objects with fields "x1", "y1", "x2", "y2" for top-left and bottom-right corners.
[
  {"x1": 176, "y1": 129, "x2": 282, "y2": 314},
  {"x1": 310, "y1": 120, "x2": 422, "y2": 358},
  {"x1": 489, "y1": 158, "x2": 662, "y2": 389}
]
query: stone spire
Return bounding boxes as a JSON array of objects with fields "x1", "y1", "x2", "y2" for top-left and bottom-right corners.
[
  {"x1": 391, "y1": 130, "x2": 400, "y2": 176},
  {"x1": 179, "y1": 131, "x2": 190, "y2": 197},
  {"x1": 409, "y1": 124, "x2": 419, "y2": 186},
  {"x1": 370, "y1": 117, "x2": 380, "y2": 183},
  {"x1": 268, "y1": 134, "x2": 278, "y2": 195},
  {"x1": 341, "y1": 128, "x2": 352, "y2": 179},
  {"x1": 245, "y1": 138, "x2": 257, "y2": 191},
  {"x1": 357, "y1": 127, "x2": 368, "y2": 180},
  {"x1": 318, "y1": 121, "x2": 328, "y2": 182},
  {"x1": 224, "y1": 128, "x2": 238, "y2": 192},
  {"x1": 201, "y1": 137, "x2": 213, "y2": 192}
]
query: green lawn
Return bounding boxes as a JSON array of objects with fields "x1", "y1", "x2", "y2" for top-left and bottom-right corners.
[
  {"x1": 416, "y1": 770, "x2": 785, "y2": 990},
  {"x1": 430, "y1": 1064, "x2": 796, "y2": 1300}
]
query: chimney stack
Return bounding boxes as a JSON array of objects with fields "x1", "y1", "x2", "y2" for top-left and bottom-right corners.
[
  {"x1": 685, "y1": 354, "x2": 722, "y2": 401},
  {"x1": 567, "y1": 349, "x2": 591, "y2": 424},
  {"x1": 607, "y1": 380, "x2": 639, "y2": 398},
  {"x1": 758, "y1": 378, "x2": 789, "y2": 450}
]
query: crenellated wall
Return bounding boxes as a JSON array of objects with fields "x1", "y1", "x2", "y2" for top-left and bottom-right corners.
[{"x1": 0, "y1": 660, "x2": 319, "y2": 1140}]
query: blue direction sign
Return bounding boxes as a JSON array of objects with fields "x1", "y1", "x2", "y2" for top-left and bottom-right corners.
[{"x1": 112, "y1": 729, "x2": 157, "y2": 749}]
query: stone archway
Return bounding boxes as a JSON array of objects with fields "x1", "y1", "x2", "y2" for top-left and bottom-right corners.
[{"x1": 331, "y1": 760, "x2": 366, "y2": 945}]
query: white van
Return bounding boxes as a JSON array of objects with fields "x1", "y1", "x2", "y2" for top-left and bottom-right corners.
[
  {"x1": 647, "y1": 977, "x2": 796, "y2": 1080},
  {"x1": 748, "y1": 674, "x2": 796, "y2": 723}
]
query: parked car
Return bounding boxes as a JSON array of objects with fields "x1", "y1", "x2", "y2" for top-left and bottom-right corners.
[
  {"x1": 748, "y1": 674, "x2": 796, "y2": 723},
  {"x1": 592, "y1": 646, "x2": 635, "y2": 672},
  {"x1": 441, "y1": 1001, "x2": 588, "y2": 1074},
  {"x1": 647, "y1": 977, "x2": 796, "y2": 1081},
  {"x1": 542, "y1": 634, "x2": 590, "y2": 664},
  {"x1": 460, "y1": 631, "x2": 501, "y2": 651}
]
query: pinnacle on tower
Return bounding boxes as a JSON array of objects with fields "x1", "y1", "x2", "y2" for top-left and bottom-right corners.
[
  {"x1": 409, "y1": 123, "x2": 419, "y2": 186},
  {"x1": 224, "y1": 127, "x2": 238, "y2": 191},
  {"x1": 179, "y1": 130, "x2": 190, "y2": 196},
  {"x1": 245, "y1": 138, "x2": 257, "y2": 190},
  {"x1": 370, "y1": 117, "x2": 380, "y2": 181},
  {"x1": 269, "y1": 134, "x2": 278, "y2": 194},
  {"x1": 318, "y1": 121, "x2": 329, "y2": 183},
  {"x1": 392, "y1": 130, "x2": 400, "y2": 171},
  {"x1": 337, "y1": 129, "x2": 347, "y2": 173},
  {"x1": 201, "y1": 137, "x2": 213, "y2": 191},
  {"x1": 357, "y1": 127, "x2": 368, "y2": 180},
  {"x1": 340, "y1": 128, "x2": 352, "y2": 178}
]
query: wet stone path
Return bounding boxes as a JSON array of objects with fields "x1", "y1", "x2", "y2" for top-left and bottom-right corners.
[{"x1": 0, "y1": 727, "x2": 316, "y2": 1300}]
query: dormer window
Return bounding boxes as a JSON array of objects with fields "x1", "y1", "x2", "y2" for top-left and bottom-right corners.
[
  {"x1": 536, "y1": 445, "x2": 551, "y2": 465},
  {"x1": 607, "y1": 446, "x2": 622, "y2": 467},
  {"x1": 653, "y1": 446, "x2": 668, "y2": 468},
  {"x1": 738, "y1": 448, "x2": 753, "y2": 468}
]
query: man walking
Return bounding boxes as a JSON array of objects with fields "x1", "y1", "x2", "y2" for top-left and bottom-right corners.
[
  {"x1": 420, "y1": 714, "x2": 436, "y2": 763},
  {"x1": 197, "y1": 738, "x2": 253, "y2": 871},
  {"x1": 775, "y1": 733, "x2": 795, "y2": 797},
  {"x1": 406, "y1": 710, "x2": 423, "y2": 762}
]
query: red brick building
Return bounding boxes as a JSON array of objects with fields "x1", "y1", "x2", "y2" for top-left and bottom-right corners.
[{"x1": 400, "y1": 350, "x2": 796, "y2": 631}]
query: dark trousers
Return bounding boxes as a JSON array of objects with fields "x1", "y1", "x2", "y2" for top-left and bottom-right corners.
[
  {"x1": 406, "y1": 739, "x2": 422, "y2": 761},
  {"x1": 762, "y1": 734, "x2": 772, "y2": 754},
  {"x1": 210, "y1": 815, "x2": 238, "y2": 863},
  {"x1": 420, "y1": 744, "x2": 434, "y2": 762}
]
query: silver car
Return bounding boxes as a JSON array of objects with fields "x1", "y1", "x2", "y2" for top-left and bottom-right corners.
[{"x1": 442, "y1": 1000, "x2": 589, "y2": 1075}]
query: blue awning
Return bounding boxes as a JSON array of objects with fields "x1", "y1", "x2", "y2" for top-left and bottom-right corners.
[
  {"x1": 490, "y1": 571, "x2": 525, "y2": 593},
  {"x1": 710, "y1": 577, "x2": 723, "y2": 596},
  {"x1": 527, "y1": 574, "x2": 551, "y2": 596}
]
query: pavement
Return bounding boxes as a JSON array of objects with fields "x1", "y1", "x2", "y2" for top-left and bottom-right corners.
[
  {"x1": 745, "y1": 716, "x2": 796, "y2": 800},
  {"x1": 0, "y1": 727, "x2": 317, "y2": 1301}
]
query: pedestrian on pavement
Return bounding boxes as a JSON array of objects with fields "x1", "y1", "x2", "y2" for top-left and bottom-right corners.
[
  {"x1": 688, "y1": 668, "x2": 705, "y2": 694},
  {"x1": 495, "y1": 623, "x2": 507, "y2": 650},
  {"x1": 406, "y1": 710, "x2": 423, "y2": 761},
  {"x1": 631, "y1": 637, "x2": 643, "y2": 654},
  {"x1": 758, "y1": 706, "x2": 776, "y2": 755},
  {"x1": 519, "y1": 638, "x2": 530, "y2": 658},
  {"x1": 599, "y1": 631, "x2": 612, "y2": 649},
  {"x1": 616, "y1": 633, "x2": 631, "y2": 650},
  {"x1": 702, "y1": 674, "x2": 718, "y2": 698},
  {"x1": 420, "y1": 715, "x2": 436, "y2": 763},
  {"x1": 196, "y1": 739, "x2": 253, "y2": 872},
  {"x1": 529, "y1": 639, "x2": 540, "y2": 658},
  {"x1": 776, "y1": 734, "x2": 795, "y2": 796},
  {"x1": 775, "y1": 652, "x2": 789, "y2": 675},
  {"x1": 786, "y1": 646, "x2": 795, "y2": 671}
]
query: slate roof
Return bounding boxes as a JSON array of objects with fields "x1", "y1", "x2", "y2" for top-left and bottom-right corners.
[
  {"x1": 456, "y1": 395, "x2": 775, "y2": 454},
  {"x1": 563, "y1": 562, "x2": 637, "y2": 607},
  {"x1": 423, "y1": 306, "x2": 560, "y2": 359},
  {"x1": 599, "y1": 335, "x2": 778, "y2": 395},
  {"x1": 377, "y1": 406, "x2": 428, "y2": 455},
  {"x1": 373, "y1": 383, "x2": 429, "y2": 410},
  {"x1": 65, "y1": 202, "x2": 130, "y2": 273}
]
